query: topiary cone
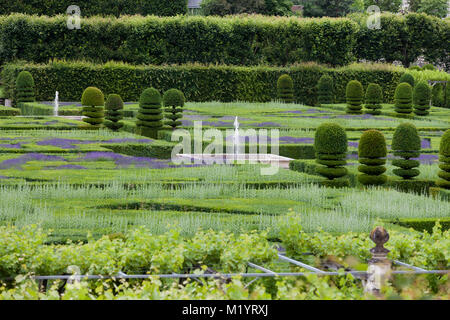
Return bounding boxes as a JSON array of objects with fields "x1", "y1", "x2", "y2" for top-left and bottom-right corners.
[
  {"x1": 391, "y1": 123, "x2": 421, "y2": 180},
  {"x1": 358, "y1": 130, "x2": 388, "y2": 186},
  {"x1": 277, "y1": 74, "x2": 294, "y2": 103},
  {"x1": 394, "y1": 83, "x2": 413, "y2": 115},
  {"x1": 105, "y1": 94, "x2": 124, "y2": 131},
  {"x1": 364, "y1": 83, "x2": 383, "y2": 115},
  {"x1": 81, "y1": 87, "x2": 105, "y2": 128},
  {"x1": 437, "y1": 129, "x2": 450, "y2": 189},
  {"x1": 346, "y1": 80, "x2": 364, "y2": 114},
  {"x1": 163, "y1": 88, "x2": 185, "y2": 130}
]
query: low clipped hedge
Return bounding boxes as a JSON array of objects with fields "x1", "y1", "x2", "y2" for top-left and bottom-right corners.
[
  {"x1": 0, "y1": 106, "x2": 20, "y2": 116},
  {"x1": 391, "y1": 218, "x2": 450, "y2": 233}
]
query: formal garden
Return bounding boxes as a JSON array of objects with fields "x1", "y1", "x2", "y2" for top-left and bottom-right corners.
[{"x1": 0, "y1": 0, "x2": 449, "y2": 301}]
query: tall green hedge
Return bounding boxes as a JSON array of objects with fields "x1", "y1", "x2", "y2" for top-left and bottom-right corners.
[
  {"x1": 1, "y1": 61, "x2": 404, "y2": 106},
  {"x1": 0, "y1": 0, "x2": 188, "y2": 16},
  {"x1": 317, "y1": 75, "x2": 334, "y2": 105},
  {"x1": 0, "y1": 14, "x2": 357, "y2": 67}
]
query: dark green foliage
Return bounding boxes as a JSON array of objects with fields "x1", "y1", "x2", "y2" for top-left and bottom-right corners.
[
  {"x1": 409, "y1": 65, "x2": 422, "y2": 71},
  {"x1": 422, "y1": 64, "x2": 436, "y2": 71},
  {"x1": 277, "y1": 74, "x2": 294, "y2": 103},
  {"x1": 299, "y1": 0, "x2": 355, "y2": 17},
  {"x1": 394, "y1": 83, "x2": 413, "y2": 114},
  {"x1": 358, "y1": 130, "x2": 387, "y2": 186},
  {"x1": 346, "y1": 80, "x2": 364, "y2": 114},
  {"x1": 364, "y1": 83, "x2": 382, "y2": 115},
  {"x1": 201, "y1": 0, "x2": 293, "y2": 16},
  {"x1": 431, "y1": 83, "x2": 449, "y2": 108},
  {"x1": 0, "y1": 106, "x2": 20, "y2": 116},
  {"x1": 81, "y1": 87, "x2": 104, "y2": 127},
  {"x1": 163, "y1": 89, "x2": 185, "y2": 130},
  {"x1": 137, "y1": 88, "x2": 163, "y2": 139},
  {"x1": 15, "y1": 71, "x2": 35, "y2": 104},
  {"x1": 104, "y1": 94, "x2": 124, "y2": 131},
  {"x1": 437, "y1": 129, "x2": 450, "y2": 189},
  {"x1": 317, "y1": 75, "x2": 334, "y2": 105},
  {"x1": 392, "y1": 123, "x2": 421, "y2": 154},
  {"x1": 393, "y1": 218, "x2": 450, "y2": 234},
  {"x1": 389, "y1": 179, "x2": 436, "y2": 195},
  {"x1": 413, "y1": 81, "x2": 431, "y2": 115},
  {"x1": 399, "y1": 73, "x2": 415, "y2": 87}
]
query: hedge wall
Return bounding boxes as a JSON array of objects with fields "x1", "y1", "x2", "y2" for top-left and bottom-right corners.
[
  {"x1": 0, "y1": 14, "x2": 358, "y2": 67},
  {"x1": 0, "y1": 0, "x2": 187, "y2": 17},
  {"x1": 1, "y1": 61, "x2": 404, "y2": 106}
]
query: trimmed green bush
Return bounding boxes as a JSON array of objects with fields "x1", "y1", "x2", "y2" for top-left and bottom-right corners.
[
  {"x1": 137, "y1": 88, "x2": 163, "y2": 139},
  {"x1": 391, "y1": 123, "x2": 421, "y2": 180},
  {"x1": 81, "y1": 87, "x2": 104, "y2": 127},
  {"x1": 277, "y1": 74, "x2": 294, "y2": 103},
  {"x1": 437, "y1": 129, "x2": 450, "y2": 189},
  {"x1": 317, "y1": 75, "x2": 334, "y2": 105},
  {"x1": 422, "y1": 64, "x2": 436, "y2": 71},
  {"x1": 0, "y1": 106, "x2": 20, "y2": 116},
  {"x1": 163, "y1": 89, "x2": 185, "y2": 130},
  {"x1": 399, "y1": 73, "x2": 415, "y2": 87},
  {"x1": 346, "y1": 80, "x2": 364, "y2": 114},
  {"x1": 394, "y1": 82, "x2": 413, "y2": 114},
  {"x1": 364, "y1": 83, "x2": 383, "y2": 115},
  {"x1": 408, "y1": 66, "x2": 422, "y2": 71},
  {"x1": 314, "y1": 123, "x2": 349, "y2": 187},
  {"x1": 413, "y1": 81, "x2": 431, "y2": 116},
  {"x1": 431, "y1": 83, "x2": 449, "y2": 108},
  {"x1": 15, "y1": 71, "x2": 35, "y2": 104},
  {"x1": 104, "y1": 94, "x2": 124, "y2": 131},
  {"x1": 358, "y1": 130, "x2": 387, "y2": 186}
]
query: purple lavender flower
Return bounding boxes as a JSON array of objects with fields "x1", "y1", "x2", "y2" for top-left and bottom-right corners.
[
  {"x1": 348, "y1": 141, "x2": 359, "y2": 148},
  {"x1": 0, "y1": 153, "x2": 66, "y2": 169},
  {"x1": 0, "y1": 143, "x2": 23, "y2": 149},
  {"x1": 421, "y1": 139, "x2": 431, "y2": 149},
  {"x1": 103, "y1": 138, "x2": 153, "y2": 144}
]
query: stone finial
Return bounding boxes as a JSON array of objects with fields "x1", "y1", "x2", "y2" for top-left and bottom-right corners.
[{"x1": 370, "y1": 226, "x2": 390, "y2": 255}]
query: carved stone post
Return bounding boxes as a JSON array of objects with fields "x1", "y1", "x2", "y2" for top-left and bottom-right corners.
[{"x1": 364, "y1": 226, "x2": 392, "y2": 296}]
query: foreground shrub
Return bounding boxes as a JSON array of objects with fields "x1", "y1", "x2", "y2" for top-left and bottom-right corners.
[
  {"x1": 358, "y1": 130, "x2": 387, "y2": 186},
  {"x1": 437, "y1": 129, "x2": 450, "y2": 189},
  {"x1": 413, "y1": 81, "x2": 431, "y2": 116},
  {"x1": 364, "y1": 83, "x2": 383, "y2": 115},
  {"x1": 346, "y1": 80, "x2": 364, "y2": 114},
  {"x1": 317, "y1": 75, "x2": 334, "y2": 105},
  {"x1": 163, "y1": 89, "x2": 185, "y2": 130},
  {"x1": 394, "y1": 83, "x2": 413, "y2": 114},
  {"x1": 81, "y1": 87, "x2": 104, "y2": 127},
  {"x1": 399, "y1": 73, "x2": 415, "y2": 87},
  {"x1": 391, "y1": 123, "x2": 421, "y2": 180},
  {"x1": 104, "y1": 94, "x2": 124, "y2": 131},
  {"x1": 15, "y1": 71, "x2": 35, "y2": 104},
  {"x1": 137, "y1": 88, "x2": 163, "y2": 139},
  {"x1": 277, "y1": 74, "x2": 294, "y2": 103},
  {"x1": 314, "y1": 123, "x2": 349, "y2": 187}
]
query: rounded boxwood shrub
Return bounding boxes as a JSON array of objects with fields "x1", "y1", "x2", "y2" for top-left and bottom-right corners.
[
  {"x1": 394, "y1": 83, "x2": 413, "y2": 114},
  {"x1": 364, "y1": 83, "x2": 383, "y2": 115},
  {"x1": 317, "y1": 75, "x2": 334, "y2": 105},
  {"x1": 391, "y1": 123, "x2": 421, "y2": 180},
  {"x1": 314, "y1": 123, "x2": 349, "y2": 187},
  {"x1": 358, "y1": 130, "x2": 387, "y2": 186},
  {"x1": 408, "y1": 65, "x2": 422, "y2": 71},
  {"x1": 81, "y1": 87, "x2": 104, "y2": 127},
  {"x1": 104, "y1": 94, "x2": 124, "y2": 131},
  {"x1": 422, "y1": 64, "x2": 436, "y2": 71},
  {"x1": 163, "y1": 89, "x2": 185, "y2": 130},
  {"x1": 413, "y1": 81, "x2": 431, "y2": 116},
  {"x1": 346, "y1": 80, "x2": 364, "y2": 114},
  {"x1": 137, "y1": 88, "x2": 163, "y2": 138},
  {"x1": 277, "y1": 74, "x2": 294, "y2": 103},
  {"x1": 437, "y1": 129, "x2": 450, "y2": 189},
  {"x1": 399, "y1": 73, "x2": 415, "y2": 87},
  {"x1": 15, "y1": 71, "x2": 35, "y2": 104}
]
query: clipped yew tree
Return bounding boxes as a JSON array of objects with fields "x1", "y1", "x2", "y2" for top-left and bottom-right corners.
[
  {"x1": 136, "y1": 88, "x2": 163, "y2": 138},
  {"x1": 81, "y1": 87, "x2": 104, "y2": 127},
  {"x1": 15, "y1": 71, "x2": 35, "y2": 104},
  {"x1": 277, "y1": 74, "x2": 294, "y2": 103},
  {"x1": 394, "y1": 83, "x2": 413, "y2": 114},
  {"x1": 163, "y1": 89, "x2": 185, "y2": 130},
  {"x1": 391, "y1": 123, "x2": 421, "y2": 180},
  {"x1": 314, "y1": 123, "x2": 349, "y2": 187},
  {"x1": 413, "y1": 81, "x2": 431, "y2": 116},
  {"x1": 317, "y1": 75, "x2": 334, "y2": 105},
  {"x1": 104, "y1": 94, "x2": 124, "y2": 131},
  {"x1": 346, "y1": 80, "x2": 364, "y2": 114},
  {"x1": 437, "y1": 129, "x2": 450, "y2": 189},
  {"x1": 399, "y1": 73, "x2": 415, "y2": 87},
  {"x1": 364, "y1": 83, "x2": 383, "y2": 115},
  {"x1": 358, "y1": 130, "x2": 388, "y2": 186}
]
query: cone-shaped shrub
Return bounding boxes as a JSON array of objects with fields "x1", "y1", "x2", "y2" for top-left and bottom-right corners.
[
  {"x1": 358, "y1": 130, "x2": 387, "y2": 186},
  {"x1": 437, "y1": 129, "x2": 450, "y2": 189},
  {"x1": 399, "y1": 73, "x2": 415, "y2": 87},
  {"x1": 15, "y1": 71, "x2": 35, "y2": 104},
  {"x1": 364, "y1": 83, "x2": 383, "y2": 115},
  {"x1": 104, "y1": 94, "x2": 124, "y2": 131},
  {"x1": 413, "y1": 81, "x2": 431, "y2": 116},
  {"x1": 163, "y1": 89, "x2": 185, "y2": 130},
  {"x1": 277, "y1": 74, "x2": 294, "y2": 103},
  {"x1": 136, "y1": 88, "x2": 163, "y2": 138},
  {"x1": 81, "y1": 87, "x2": 104, "y2": 127},
  {"x1": 314, "y1": 123, "x2": 349, "y2": 187},
  {"x1": 391, "y1": 123, "x2": 421, "y2": 180},
  {"x1": 346, "y1": 80, "x2": 364, "y2": 114},
  {"x1": 394, "y1": 83, "x2": 413, "y2": 114},
  {"x1": 317, "y1": 75, "x2": 334, "y2": 105}
]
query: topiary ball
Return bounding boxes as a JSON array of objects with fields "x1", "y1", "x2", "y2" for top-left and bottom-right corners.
[
  {"x1": 314, "y1": 123, "x2": 348, "y2": 155},
  {"x1": 105, "y1": 94, "x2": 124, "y2": 111},
  {"x1": 317, "y1": 75, "x2": 334, "y2": 105},
  {"x1": 163, "y1": 89, "x2": 185, "y2": 107},
  {"x1": 392, "y1": 123, "x2": 421, "y2": 154},
  {"x1": 364, "y1": 83, "x2": 383, "y2": 115},
  {"x1": 359, "y1": 130, "x2": 387, "y2": 159},
  {"x1": 81, "y1": 87, "x2": 104, "y2": 106},
  {"x1": 15, "y1": 71, "x2": 35, "y2": 103},
  {"x1": 399, "y1": 73, "x2": 415, "y2": 87},
  {"x1": 346, "y1": 80, "x2": 364, "y2": 114},
  {"x1": 140, "y1": 87, "x2": 162, "y2": 105}
]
